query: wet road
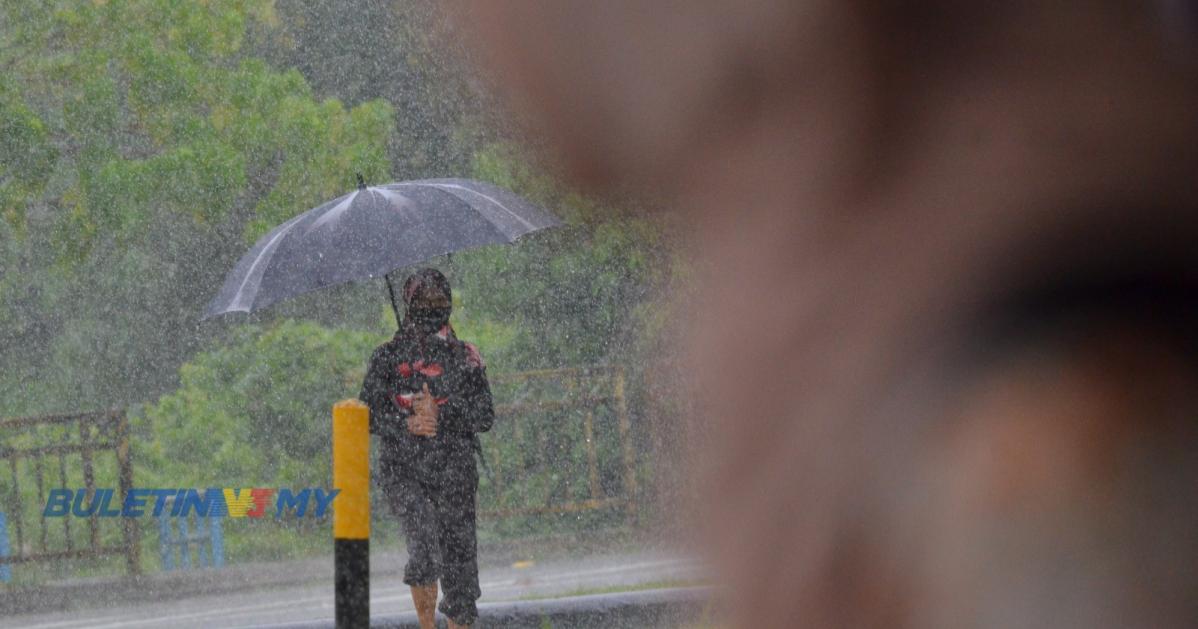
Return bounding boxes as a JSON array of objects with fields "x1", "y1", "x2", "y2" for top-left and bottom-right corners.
[{"x1": 4, "y1": 552, "x2": 703, "y2": 629}]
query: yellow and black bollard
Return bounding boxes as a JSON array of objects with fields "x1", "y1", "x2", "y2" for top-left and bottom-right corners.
[{"x1": 333, "y1": 399, "x2": 370, "y2": 628}]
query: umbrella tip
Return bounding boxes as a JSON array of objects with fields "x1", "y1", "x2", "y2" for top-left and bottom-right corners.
[{"x1": 356, "y1": 173, "x2": 366, "y2": 190}]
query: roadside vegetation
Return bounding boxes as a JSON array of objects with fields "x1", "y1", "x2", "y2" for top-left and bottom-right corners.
[{"x1": 0, "y1": 1, "x2": 689, "y2": 581}]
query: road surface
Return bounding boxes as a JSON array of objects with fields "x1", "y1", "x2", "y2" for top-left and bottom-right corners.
[{"x1": 3, "y1": 552, "x2": 704, "y2": 629}]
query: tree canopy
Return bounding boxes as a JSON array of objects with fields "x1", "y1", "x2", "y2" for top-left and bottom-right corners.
[{"x1": 0, "y1": 0, "x2": 394, "y2": 413}]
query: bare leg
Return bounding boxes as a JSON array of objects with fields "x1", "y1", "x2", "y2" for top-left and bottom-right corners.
[{"x1": 410, "y1": 583, "x2": 438, "y2": 629}]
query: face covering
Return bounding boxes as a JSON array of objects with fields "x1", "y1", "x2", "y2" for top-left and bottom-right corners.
[{"x1": 408, "y1": 306, "x2": 451, "y2": 335}]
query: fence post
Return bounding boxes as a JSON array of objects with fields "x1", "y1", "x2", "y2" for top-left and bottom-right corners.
[
  {"x1": 0, "y1": 512, "x2": 11, "y2": 583},
  {"x1": 115, "y1": 411, "x2": 140, "y2": 575},
  {"x1": 195, "y1": 516, "x2": 209, "y2": 568},
  {"x1": 210, "y1": 514, "x2": 224, "y2": 569},
  {"x1": 178, "y1": 518, "x2": 191, "y2": 570},
  {"x1": 614, "y1": 367, "x2": 639, "y2": 526},
  {"x1": 333, "y1": 399, "x2": 370, "y2": 629},
  {"x1": 158, "y1": 514, "x2": 173, "y2": 571}
]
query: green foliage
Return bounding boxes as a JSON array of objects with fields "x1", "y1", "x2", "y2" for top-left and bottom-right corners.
[
  {"x1": 0, "y1": 78, "x2": 57, "y2": 233},
  {"x1": 12, "y1": 1, "x2": 396, "y2": 254},
  {"x1": 456, "y1": 144, "x2": 675, "y2": 369},
  {"x1": 255, "y1": 0, "x2": 494, "y2": 179},
  {"x1": 137, "y1": 320, "x2": 382, "y2": 488},
  {"x1": 0, "y1": 0, "x2": 395, "y2": 415}
]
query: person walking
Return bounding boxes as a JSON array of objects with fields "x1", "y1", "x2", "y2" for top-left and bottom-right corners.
[{"x1": 360, "y1": 267, "x2": 494, "y2": 629}]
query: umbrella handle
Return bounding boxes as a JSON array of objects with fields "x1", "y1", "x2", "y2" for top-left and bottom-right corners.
[{"x1": 385, "y1": 272, "x2": 402, "y2": 330}]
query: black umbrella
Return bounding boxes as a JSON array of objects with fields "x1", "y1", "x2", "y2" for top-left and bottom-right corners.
[{"x1": 203, "y1": 177, "x2": 561, "y2": 321}]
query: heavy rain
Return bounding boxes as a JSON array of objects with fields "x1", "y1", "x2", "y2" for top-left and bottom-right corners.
[
  {"x1": 6, "y1": 2, "x2": 1198, "y2": 629},
  {"x1": 0, "y1": 2, "x2": 700, "y2": 627}
]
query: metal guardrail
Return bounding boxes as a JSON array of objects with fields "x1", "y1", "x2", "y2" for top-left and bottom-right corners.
[
  {"x1": 0, "y1": 410, "x2": 139, "y2": 577},
  {"x1": 0, "y1": 365, "x2": 642, "y2": 584},
  {"x1": 157, "y1": 495, "x2": 224, "y2": 571},
  {"x1": 0, "y1": 513, "x2": 10, "y2": 583},
  {"x1": 482, "y1": 365, "x2": 638, "y2": 524}
]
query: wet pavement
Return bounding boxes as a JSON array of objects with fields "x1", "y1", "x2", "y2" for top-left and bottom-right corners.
[{"x1": 2, "y1": 551, "x2": 705, "y2": 629}]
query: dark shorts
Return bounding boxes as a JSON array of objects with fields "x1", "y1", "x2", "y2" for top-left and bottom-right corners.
[{"x1": 384, "y1": 457, "x2": 480, "y2": 625}]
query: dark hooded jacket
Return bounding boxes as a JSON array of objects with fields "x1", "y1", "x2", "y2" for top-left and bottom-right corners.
[{"x1": 359, "y1": 270, "x2": 494, "y2": 488}]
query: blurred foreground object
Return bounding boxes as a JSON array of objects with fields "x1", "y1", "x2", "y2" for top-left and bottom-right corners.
[{"x1": 462, "y1": 2, "x2": 1198, "y2": 627}]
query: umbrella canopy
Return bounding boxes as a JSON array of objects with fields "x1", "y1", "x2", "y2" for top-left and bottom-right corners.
[{"x1": 203, "y1": 178, "x2": 560, "y2": 319}]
